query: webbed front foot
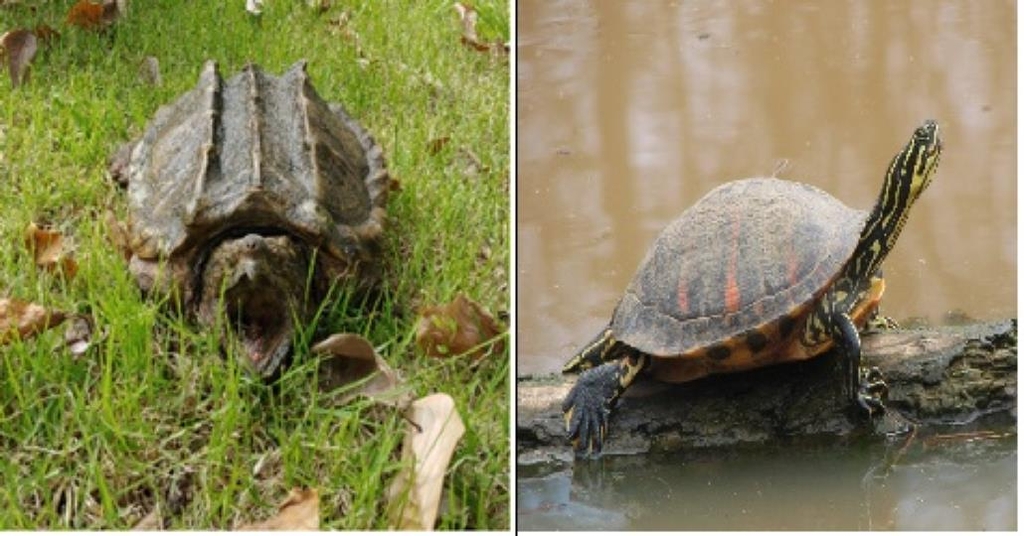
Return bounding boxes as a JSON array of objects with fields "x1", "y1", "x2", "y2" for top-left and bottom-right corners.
[
  {"x1": 562, "y1": 363, "x2": 618, "y2": 456},
  {"x1": 562, "y1": 351, "x2": 649, "y2": 457}
]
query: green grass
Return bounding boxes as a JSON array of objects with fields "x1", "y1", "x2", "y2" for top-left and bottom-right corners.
[{"x1": 0, "y1": 0, "x2": 508, "y2": 529}]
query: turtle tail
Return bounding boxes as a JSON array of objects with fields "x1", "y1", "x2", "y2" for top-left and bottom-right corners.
[{"x1": 562, "y1": 327, "x2": 617, "y2": 374}]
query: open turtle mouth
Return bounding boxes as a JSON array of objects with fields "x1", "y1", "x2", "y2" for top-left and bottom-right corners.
[
  {"x1": 225, "y1": 281, "x2": 295, "y2": 376},
  {"x1": 196, "y1": 233, "x2": 313, "y2": 377}
]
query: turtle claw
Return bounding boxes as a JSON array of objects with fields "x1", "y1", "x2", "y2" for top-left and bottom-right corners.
[
  {"x1": 854, "y1": 366, "x2": 919, "y2": 437},
  {"x1": 562, "y1": 363, "x2": 617, "y2": 456},
  {"x1": 568, "y1": 411, "x2": 607, "y2": 457},
  {"x1": 856, "y1": 366, "x2": 888, "y2": 417}
]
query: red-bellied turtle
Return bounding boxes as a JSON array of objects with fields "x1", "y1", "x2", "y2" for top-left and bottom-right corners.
[
  {"x1": 111, "y1": 60, "x2": 390, "y2": 377},
  {"x1": 562, "y1": 120, "x2": 942, "y2": 455}
]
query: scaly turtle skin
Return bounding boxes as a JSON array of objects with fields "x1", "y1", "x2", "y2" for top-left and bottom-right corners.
[
  {"x1": 562, "y1": 120, "x2": 942, "y2": 456},
  {"x1": 112, "y1": 60, "x2": 390, "y2": 376}
]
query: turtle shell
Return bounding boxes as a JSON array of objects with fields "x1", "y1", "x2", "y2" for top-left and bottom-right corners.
[
  {"x1": 123, "y1": 60, "x2": 389, "y2": 302},
  {"x1": 612, "y1": 178, "x2": 869, "y2": 379}
]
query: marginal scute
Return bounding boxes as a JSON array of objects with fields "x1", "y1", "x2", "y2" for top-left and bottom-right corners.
[{"x1": 743, "y1": 329, "x2": 770, "y2": 353}]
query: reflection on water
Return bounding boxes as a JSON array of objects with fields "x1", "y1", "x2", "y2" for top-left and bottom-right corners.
[
  {"x1": 517, "y1": 0, "x2": 1016, "y2": 375},
  {"x1": 517, "y1": 433, "x2": 1016, "y2": 530}
]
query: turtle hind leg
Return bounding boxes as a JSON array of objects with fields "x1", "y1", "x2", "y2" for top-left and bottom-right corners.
[
  {"x1": 562, "y1": 327, "x2": 617, "y2": 373},
  {"x1": 562, "y1": 348, "x2": 649, "y2": 456},
  {"x1": 864, "y1": 308, "x2": 900, "y2": 333}
]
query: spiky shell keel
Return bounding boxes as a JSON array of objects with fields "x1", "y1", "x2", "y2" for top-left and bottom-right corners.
[{"x1": 124, "y1": 60, "x2": 389, "y2": 313}]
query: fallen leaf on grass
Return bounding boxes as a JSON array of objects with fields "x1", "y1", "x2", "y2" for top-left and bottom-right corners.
[
  {"x1": 24, "y1": 222, "x2": 78, "y2": 279},
  {"x1": 426, "y1": 137, "x2": 451, "y2": 155},
  {"x1": 311, "y1": 333, "x2": 407, "y2": 406},
  {"x1": 415, "y1": 293, "x2": 505, "y2": 359},
  {"x1": 0, "y1": 24, "x2": 58, "y2": 87},
  {"x1": 238, "y1": 487, "x2": 319, "y2": 530},
  {"x1": 387, "y1": 393, "x2": 466, "y2": 530},
  {"x1": 0, "y1": 298, "x2": 66, "y2": 344},
  {"x1": 453, "y1": 2, "x2": 509, "y2": 56},
  {"x1": 66, "y1": 0, "x2": 121, "y2": 30},
  {"x1": 1, "y1": 28, "x2": 37, "y2": 87}
]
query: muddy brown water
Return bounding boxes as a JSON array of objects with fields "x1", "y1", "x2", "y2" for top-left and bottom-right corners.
[
  {"x1": 515, "y1": 0, "x2": 1016, "y2": 531},
  {"x1": 517, "y1": 433, "x2": 1016, "y2": 530},
  {"x1": 517, "y1": 0, "x2": 1016, "y2": 377}
]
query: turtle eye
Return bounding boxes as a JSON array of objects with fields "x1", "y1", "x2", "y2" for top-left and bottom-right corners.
[
  {"x1": 911, "y1": 121, "x2": 941, "y2": 163},
  {"x1": 914, "y1": 119, "x2": 938, "y2": 141}
]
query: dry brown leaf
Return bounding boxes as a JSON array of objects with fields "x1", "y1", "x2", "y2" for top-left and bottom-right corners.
[
  {"x1": 1, "y1": 28, "x2": 37, "y2": 87},
  {"x1": 0, "y1": 298, "x2": 67, "y2": 344},
  {"x1": 0, "y1": 24, "x2": 58, "y2": 88},
  {"x1": 66, "y1": 0, "x2": 120, "y2": 30},
  {"x1": 238, "y1": 487, "x2": 319, "y2": 530},
  {"x1": 415, "y1": 293, "x2": 505, "y2": 359},
  {"x1": 453, "y1": 2, "x2": 508, "y2": 56},
  {"x1": 24, "y1": 222, "x2": 78, "y2": 279},
  {"x1": 311, "y1": 332, "x2": 407, "y2": 406},
  {"x1": 387, "y1": 393, "x2": 466, "y2": 530},
  {"x1": 426, "y1": 136, "x2": 451, "y2": 155}
]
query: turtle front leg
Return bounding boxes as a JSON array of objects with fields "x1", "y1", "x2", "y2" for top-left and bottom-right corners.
[
  {"x1": 562, "y1": 349, "x2": 649, "y2": 456},
  {"x1": 831, "y1": 311, "x2": 888, "y2": 418}
]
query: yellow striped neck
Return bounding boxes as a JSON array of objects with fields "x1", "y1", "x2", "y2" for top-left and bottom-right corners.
[{"x1": 804, "y1": 120, "x2": 942, "y2": 345}]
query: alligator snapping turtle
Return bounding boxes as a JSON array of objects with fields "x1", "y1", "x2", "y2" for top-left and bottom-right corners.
[{"x1": 110, "y1": 60, "x2": 390, "y2": 376}]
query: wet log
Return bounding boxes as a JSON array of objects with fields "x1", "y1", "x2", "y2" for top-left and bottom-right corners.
[{"x1": 517, "y1": 320, "x2": 1016, "y2": 463}]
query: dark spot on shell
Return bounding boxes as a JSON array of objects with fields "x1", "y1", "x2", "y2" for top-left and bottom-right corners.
[
  {"x1": 706, "y1": 344, "x2": 732, "y2": 361},
  {"x1": 779, "y1": 314, "x2": 798, "y2": 338},
  {"x1": 744, "y1": 330, "x2": 770, "y2": 353}
]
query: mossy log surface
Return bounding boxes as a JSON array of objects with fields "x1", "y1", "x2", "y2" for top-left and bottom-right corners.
[{"x1": 517, "y1": 320, "x2": 1017, "y2": 464}]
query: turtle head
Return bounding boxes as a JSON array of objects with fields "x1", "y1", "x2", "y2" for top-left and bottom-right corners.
[
  {"x1": 874, "y1": 120, "x2": 942, "y2": 252},
  {"x1": 198, "y1": 234, "x2": 313, "y2": 377},
  {"x1": 831, "y1": 120, "x2": 943, "y2": 305},
  {"x1": 903, "y1": 119, "x2": 942, "y2": 203}
]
